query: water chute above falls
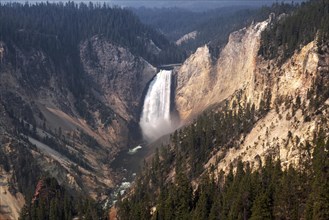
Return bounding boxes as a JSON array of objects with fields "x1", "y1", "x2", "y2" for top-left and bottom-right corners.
[{"x1": 140, "y1": 69, "x2": 175, "y2": 142}]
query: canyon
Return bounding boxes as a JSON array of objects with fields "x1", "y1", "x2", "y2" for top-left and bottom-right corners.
[
  {"x1": 0, "y1": 2, "x2": 328, "y2": 219},
  {"x1": 173, "y1": 16, "x2": 328, "y2": 173}
]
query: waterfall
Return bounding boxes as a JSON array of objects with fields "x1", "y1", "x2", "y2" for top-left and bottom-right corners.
[{"x1": 140, "y1": 69, "x2": 174, "y2": 142}]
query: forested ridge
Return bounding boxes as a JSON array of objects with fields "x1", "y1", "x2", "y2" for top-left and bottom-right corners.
[
  {"x1": 0, "y1": 2, "x2": 185, "y2": 67},
  {"x1": 184, "y1": 2, "x2": 295, "y2": 57},
  {"x1": 118, "y1": 135, "x2": 329, "y2": 220},
  {"x1": 132, "y1": 6, "x2": 250, "y2": 41},
  {"x1": 117, "y1": 2, "x2": 329, "y2": 218},
  {"x1": 0, "y1": 3, "x2": 185, "y2": 219},
  {"x1": 117, "y1": 82, "x2": 329, "y2": 220},
  {"x1": 259, "y1": 0, "x2": 329, "y2": 62},
  {"x1": 0, "y1": 1, "x2": 328, "y2": 220},
  {"x1": 0, "y1": 136, "x2": 104, "y2": 220},
  {"x1": 133, "y1": 3, "x2": 295, "y2": 56},
  {"x1": 18, "y1": 177, "x2": 104, "y2": 220}
]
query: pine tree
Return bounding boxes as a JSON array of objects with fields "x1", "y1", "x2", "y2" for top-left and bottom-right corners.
[
  {"x1": 250, "y1": 192, "x2": 272, "y2": 220},
  {"x1": 175, "y1": 169, "x2": 192, "y2": 220},
  {"x1": 306, "y1": 132, "x2": 329, "y2": 219},
  {"x1": 208, "y1": 196, "x2": 220, "y2": 220},
  {"x1": 49, "y1": 199, "x2": 57, "y2": 220}
]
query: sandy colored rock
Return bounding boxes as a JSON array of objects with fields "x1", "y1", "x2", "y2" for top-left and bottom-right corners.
[{"x1": 175, "y1": 20, "x2": 268, "y2": 122}]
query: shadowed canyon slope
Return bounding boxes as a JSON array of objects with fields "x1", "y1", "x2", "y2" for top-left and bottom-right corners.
[
  {"x1": 0, "y1": 36, "x2": 157, "y2": 198},
  {"x1": 0, "y1": 5, "x2": 170, "y2": 217},
  {"x1": 80, "y1": 36, "x2": 157, "y2": 122},
  {"x1": 1, "y1": 2, "x2": 329, "y2": 219}
]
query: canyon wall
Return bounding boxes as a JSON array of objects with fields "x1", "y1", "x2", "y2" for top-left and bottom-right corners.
[{"x1": 174, "y1": 18, "x2": 328, "y2": 173}]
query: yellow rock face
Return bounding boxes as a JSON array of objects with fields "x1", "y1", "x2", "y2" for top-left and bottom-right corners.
[
  {"x1": 175, "y1": 21, "x2": 268, "y2": 122},
  {"x1": 175, "y1": 18, "x2": 325, "y2": 173}
]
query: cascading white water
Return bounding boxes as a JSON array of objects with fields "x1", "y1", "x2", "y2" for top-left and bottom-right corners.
[{"x1": 140, "y1": 69, "x2": 174, "y2": 142}]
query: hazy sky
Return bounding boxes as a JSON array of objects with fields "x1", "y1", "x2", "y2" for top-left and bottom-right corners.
[{"x1": 1, "y1": 0, "x2": 304, "y2": 11}]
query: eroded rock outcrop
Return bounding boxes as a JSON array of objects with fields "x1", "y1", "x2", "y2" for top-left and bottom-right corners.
[
  {"x1": 174, "y1": 18, "x2": 328, "y2": 173},
  {"x1": 175, "y1": 20, "x2": 268, "y2": 121},
  {"x1": 208, "y1": 40, "x2": 326, "y2": 174},
  {"x1": 0, "y1": 36, "x2": 157, "y2": 204},
  {"x1": 80, "y1": 36, "x2": 157, "y2": 122}
]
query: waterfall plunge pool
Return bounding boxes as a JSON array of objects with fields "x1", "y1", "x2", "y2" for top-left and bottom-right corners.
[{"x1": 108, "y1": 69, "x2": 178, "y2": 207}]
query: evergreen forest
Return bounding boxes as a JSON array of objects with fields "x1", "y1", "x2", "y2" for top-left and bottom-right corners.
[
  {"x1": 0, "y1": 1, "x2": 328, "y2": 220},
  {"x1": 259, "y1": 0, "x2": 329, "y2": 63},
  {"x1": 118, "y1": 134, "x2": 329, "y2": 220},
  {"x1": 0, "y1": 2, "x2": 186, "y2": 67}
]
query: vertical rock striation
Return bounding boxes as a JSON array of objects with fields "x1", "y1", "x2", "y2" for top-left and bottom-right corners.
[
  {"x1": 175, "y1": 20, "x2": 269, "y2": 122},
  {"x1": 174, "y1": 17, "x2": 327, "y2": 172}
]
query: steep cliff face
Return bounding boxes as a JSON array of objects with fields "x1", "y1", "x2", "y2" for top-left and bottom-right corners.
[
  {"x1": 80, "y1": 36, "x2": 157, "y2": 122},
  {"x1": 175, "y1": 45, "x2": 213, "y2": 121},
  {"x1": 210, "y1": 39, "x2": 326, "y2": 173},
  {"x1": 175, "y1": 18, "x2": 328, "y2": 173},
  {"x1": 0, "y1": 35, "x2": 156, "y2": 212},
  {"x1": 207, "y1": 40, "x2": 329, "y2": 178},
  {"x1": 175, "y1": 20, "x2": 268, "y2": 122}
]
